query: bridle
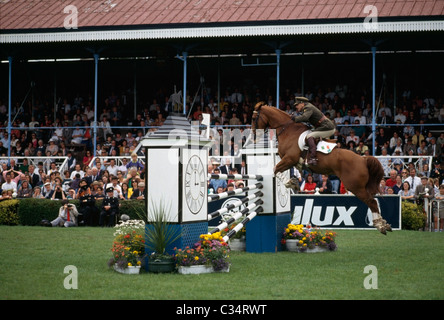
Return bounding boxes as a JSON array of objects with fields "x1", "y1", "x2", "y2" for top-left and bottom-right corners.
[{"x1": 252, "y1": 104, "x2": 293, "y2": 138}]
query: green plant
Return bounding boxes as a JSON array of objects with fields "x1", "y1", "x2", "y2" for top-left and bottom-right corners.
[
  {"x1": 175, "y1": 232, "x2": 230, "y2": 271},
  {"x1": 0, "y1": 200, "x2": 20, "y2": 225},
  {"x1": 144, "y1": 200, "x2": 181, "y2": 259},
  {"x1": 401, "y1": 201, "x2": 427, "y2": 230}
]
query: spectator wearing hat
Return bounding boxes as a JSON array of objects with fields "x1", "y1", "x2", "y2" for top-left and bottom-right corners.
[
  {"x1": 99, "y1": 187, "x2": 119, "y2": 227},
  {"x1": 291, "y1": 97, "x2": 335, "y2": 166},
  {"x1": 77, "y1": 185, "x2": 97, "y2": 226}
]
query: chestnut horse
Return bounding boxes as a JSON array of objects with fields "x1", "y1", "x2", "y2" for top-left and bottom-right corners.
[{"x1": 251, "y1": 102, "x2": 392, "y2": 234}]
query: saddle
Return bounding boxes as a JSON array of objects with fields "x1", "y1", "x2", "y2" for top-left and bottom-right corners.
[{"x1": 298, "y1": 130, "x2": 337, "y2": 154}]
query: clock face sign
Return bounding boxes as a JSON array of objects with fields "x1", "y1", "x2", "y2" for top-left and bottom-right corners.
[
  {"x1": 276, "y1": 175, "x2": 289, "y2": 207},
  {"x1": 184, "y1": 155, "x2": 206, "y2": 214}
]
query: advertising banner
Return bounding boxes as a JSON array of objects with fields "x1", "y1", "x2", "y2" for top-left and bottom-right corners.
[{"x1": 290, "y1": 195, "x2": 401, "y2": 230}]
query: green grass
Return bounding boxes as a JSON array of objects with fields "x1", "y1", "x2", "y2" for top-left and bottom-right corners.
[{"x1": 0, "y1": 226, "x2": 443, "y2": 300}]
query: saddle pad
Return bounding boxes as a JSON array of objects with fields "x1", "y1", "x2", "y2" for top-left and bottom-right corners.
[{"x1": 298, "y1": 130, "x2": 336, "y2": 154}]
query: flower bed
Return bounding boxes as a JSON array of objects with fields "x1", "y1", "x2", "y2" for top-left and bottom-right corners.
[
  {"x1": 107, "y1": 219, "x2": 146, "y2": 272},
  {"x1": 175, "y1": 232, "x2": 230, "y2": 273},
  {"x1": 281, "y1": 224, "x2": 337, "y2": 252}
]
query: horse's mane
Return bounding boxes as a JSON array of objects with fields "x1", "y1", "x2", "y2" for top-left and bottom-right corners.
[{"x1": 254, "y1": 102, "x2": 308, "y2": 131}]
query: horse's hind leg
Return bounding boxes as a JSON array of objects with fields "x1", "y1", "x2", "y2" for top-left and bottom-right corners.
[{"x1": 354, "y1": 189, "x2": 392, "y2": 235}]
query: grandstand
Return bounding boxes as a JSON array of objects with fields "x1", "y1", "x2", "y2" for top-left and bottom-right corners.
[{"x1": 1, "y1": 0, "x2": 443, "y2": 196}]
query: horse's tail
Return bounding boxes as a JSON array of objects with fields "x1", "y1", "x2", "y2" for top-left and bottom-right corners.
[{"x1": 365, "y1": 156, "x2": 384, "y2": 195}]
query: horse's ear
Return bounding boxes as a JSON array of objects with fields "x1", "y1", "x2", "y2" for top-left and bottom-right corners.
[{"x1": 254, "y1": 101, "x2": 265, "y2": 110}]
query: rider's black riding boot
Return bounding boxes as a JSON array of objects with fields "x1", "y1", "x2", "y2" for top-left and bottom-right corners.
[{"x1": 306, "y1": 137, "x2": 318, "y2": 166}]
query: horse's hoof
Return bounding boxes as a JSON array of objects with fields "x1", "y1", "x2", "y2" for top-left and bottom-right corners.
[{"x1": 373, "y1": 218, "x2": 388, "y2": 235}]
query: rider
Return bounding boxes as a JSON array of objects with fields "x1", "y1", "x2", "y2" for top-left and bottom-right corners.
[{"x1": 291, "y1": 97, "x2": 335, "y2": 166}]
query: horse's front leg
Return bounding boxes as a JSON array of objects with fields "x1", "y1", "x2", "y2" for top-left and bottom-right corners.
[{"x1": 273, "y1": 157, "x2": 294, "y2": 184}]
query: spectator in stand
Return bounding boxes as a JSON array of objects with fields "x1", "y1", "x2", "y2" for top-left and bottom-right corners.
[
  {"x1": 412, "y1": 129, "x2": 425, "y2": 148},
  {"x1": 32, "y1": 186, "x2": 44, "y2": 199},
  {"x1": 117, "y1": 158, "x2": 128, "y2": 175},
  {"x1": 301, "y1": 174, "x2": 317, "y2": 194},
  {"x1": 83, "y1": 150, "x2": 94, "y2": 167},
  {"x1": 417, "y1": 140, "x2": 428, "y2": 156},
  {"x1": 404, "y1": 168, "x2": 422, "y2": 193},
  {"x1": 2, "y1": 169, "x2": 24, "y2": 191},
  {"x1": 317, "y1": 174, "x2": 332, "y2": 194},
  {"x1": 403, "y1": 137, "x2": 416, "y2": 156},
  {"x1": 427, "y1": 136, "x2": 442, "y2": 161},
  {"x1": 379, "y1": 179, "x2": 389, "y2": 194},
  {"x1": 42, "y1": 182, "x2": 54, "y2": 199},
  {"x1": 70, "y1": 164, "x2": 85, "y2": 180},
  {"x1": 385, "y1": 170, "x2": 398, "y2": 188},
  {"x1": 398, "y1": 181, "x2": 415, "y2": 202},
  {"x1": 392, "y1": 174, "x2": 403, "y2": 194},
  {"x1": 17, "y1": 180, "x2": 32, "y2": 198},
  {"x1": 345, "y1": 129, "x2": 360, "y2": 146},
  {"x1": 414, "y1": 176, "x2": 435, "y2": 205},
  {"x1": 126, "y1": 152, "x2": 144, "y2": 175}
]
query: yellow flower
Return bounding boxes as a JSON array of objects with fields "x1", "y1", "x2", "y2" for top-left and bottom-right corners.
[
  {"x1": 194, "y1": 256, "x2": 199, "y2": 261},
  {"x1": 137, "y1": 261, "x2": 141, "y2": 266},
  {"x1": 128, "y1": 262, "x2": 132, "y2": 266},
  {"x1": 299, "y1": 240, "x2": 303, "y2": 244}
]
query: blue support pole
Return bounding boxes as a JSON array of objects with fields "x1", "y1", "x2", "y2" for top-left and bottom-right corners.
[
  {"x1": 182, "y1": 51, "x2": 187, "y2": 116},
  {"x1": 371, "y1": 46, "x2": 376, "y2": 156},
  {"x1": 93, "y1": 53, "x2": 99, "y2": 157},
  {"x1": 276, "y1": 49, "x2": 281, "y2": 109},
  {"x1": 7, "y1": 56, "x2": 12, "y2": 161}
]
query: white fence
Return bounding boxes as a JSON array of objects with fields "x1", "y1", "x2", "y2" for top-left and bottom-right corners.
[{"x1": 375, "y1": 155, "x2": 433, "y2": 177}]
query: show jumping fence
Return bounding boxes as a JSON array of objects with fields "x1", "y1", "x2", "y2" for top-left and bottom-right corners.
[{"x1": 206, "y1": 173, "x2": 264, "y2": 242}]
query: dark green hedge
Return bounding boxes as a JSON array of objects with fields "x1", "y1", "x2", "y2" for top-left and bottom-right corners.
[{"x1": 1, "y1": 198, "x2": 147, "y2": 226}]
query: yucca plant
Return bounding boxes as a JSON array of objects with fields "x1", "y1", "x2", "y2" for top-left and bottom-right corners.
[{"x1": 144, "y1": 199, "x2": 181, "y2": 260}]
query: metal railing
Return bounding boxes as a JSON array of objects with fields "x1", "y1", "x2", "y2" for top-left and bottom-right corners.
[{"x1": 375, "y1": 155, "x2": 433, "y2": 177}]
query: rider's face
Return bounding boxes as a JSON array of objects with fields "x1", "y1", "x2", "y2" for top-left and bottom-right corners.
[{"x1": 295, "y1": 102, "x2": 304, "y2": 111}]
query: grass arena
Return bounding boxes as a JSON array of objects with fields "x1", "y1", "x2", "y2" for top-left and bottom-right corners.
[{"x1": 0, "y1": 226, "x2": 443, "y2": 300}]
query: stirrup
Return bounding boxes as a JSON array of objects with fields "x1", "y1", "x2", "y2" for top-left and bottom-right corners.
[{"x1": 307, "y1": 158, "x2": 318, "y2": 166}]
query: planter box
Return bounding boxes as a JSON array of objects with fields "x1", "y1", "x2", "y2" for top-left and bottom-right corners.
[
  {"x1": 113, "y1": 264, "x2": 141, "y2": 275},
  {"x1": 178, "y1": 265, "x2": 230, "y2": 275},
  {"x1": 148, "y1": 258, "x2": 176, "y2": 273},
  {"x1": 285, "y1": 239, "x2": 335, "y2": 253}
]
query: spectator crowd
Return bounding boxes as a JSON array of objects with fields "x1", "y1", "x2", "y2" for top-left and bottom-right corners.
[{"x1": 0, "y1": 84, "x2": 443, "y2": 214}]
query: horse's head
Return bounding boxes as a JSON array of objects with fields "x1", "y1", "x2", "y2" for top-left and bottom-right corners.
[
  {"x1": 251, "y1": 101, "x2": 268, "y2": 143},
  {"x1": 251, "y1": 101, "x2": 269, "y2": 132}
]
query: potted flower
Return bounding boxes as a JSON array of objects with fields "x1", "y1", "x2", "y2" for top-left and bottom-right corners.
[
  {"x1": 281, "y1": 224, "x2": 337, "y2": 253},
  {"x1": 222, "y1": 220, "x2": 246, "y2": 251},
  {"x1": 107, "y1": 219, "x2": 146, "y2": 274},
  {"x1": 175, "y1": 232, "x2": 231, "y2": 274},
  {"x1": 144, "y1": 200, "x2": 181, "y2": 273}
]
